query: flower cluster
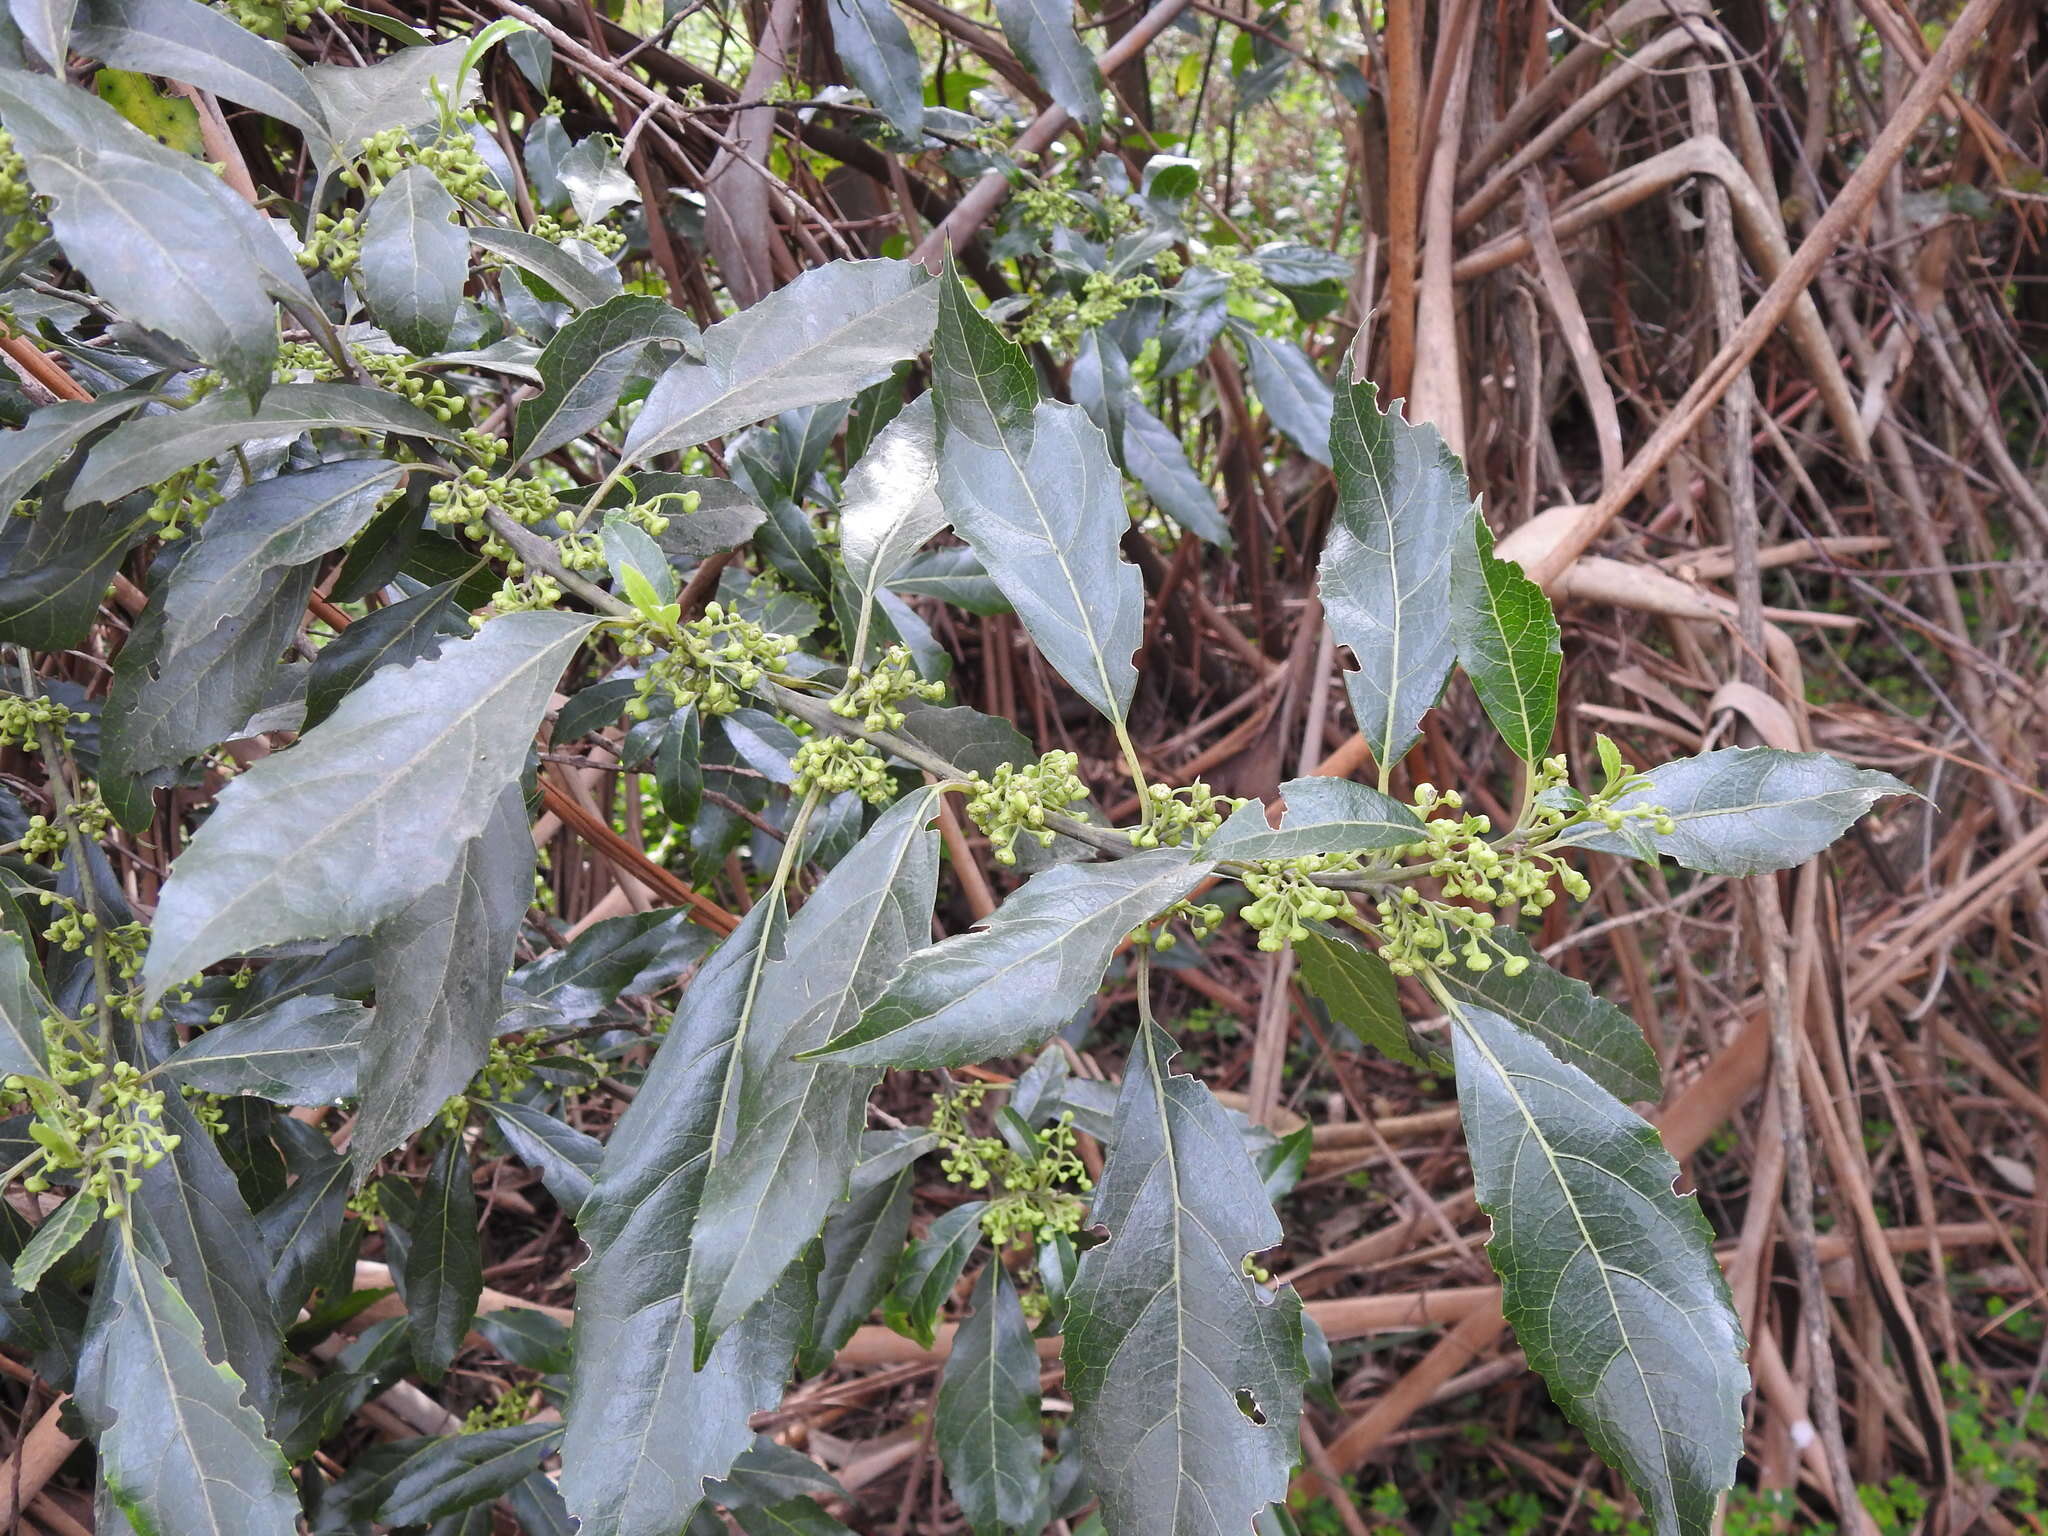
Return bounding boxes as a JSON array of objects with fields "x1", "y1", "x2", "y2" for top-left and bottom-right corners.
[
  {"x1": 791, "y1": 734, "x2": 895, "y2": 805},
  {"x1": 429, "y1": 469, "x2": 580, "y2": 572},
  {"x1": 146, "y1": 461, "x2": 223, "y2": 541},
  {"x1": 6, "y1": 1014, "x2": 181, "y2": 1209},
  {"x1": 0, "y1": 129, "x2": 48, "y2": 256},
  {"x1": 0, "y1": 694, "x2": 81, "y2": 751},
  {"x1": 341, "y1": 123, "x2": 509, "y2": 212},
  {"x1": 531, "y1": 212, "x2": 626, "y2": 256},
  {"x1": 1240, "y1": 854, "x2": 1355, "y2": 952},
  {"x1": 1017, "y1": 270, "x2": 1161, "y2": 350},
  {"x1": 225, "y1": 0, "x2": 340, "y2": 39},
  {"x1": 963, "y1": 750, "x2": 1090, "y2": 865},
  {"x1": 15, "y1": 794, "x2": 111, "y2": 865},
  {"x1": 831, "y1": 644, "x2": 945, "y2": 733},
  {"x1": 1372, "y1": 886, "x2": 1523, "y2": 977},
  {"x1": 1129, "y1": 777, "x2": 1237, "y2": 849},
  {"x1": 619, "y1": 602, "x2": 798, "y2": 720},
  {"x1": 1144, "y1": 896, "x2": 1228, "y2": 951},
  {"x1": 931, "y1": 1083, "x2": 1093, "y2": 1250}
]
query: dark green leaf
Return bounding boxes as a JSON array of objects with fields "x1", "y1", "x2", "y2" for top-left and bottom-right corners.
[
  {"x1": 684, "y1": 787, "x2": 943, "y2": 1356},
  {"x1": 1206, "y1": 775, "x2": 1424, "y2": 861},
  {"x1": 12, "y1": 1195, "x2": 98, "y2": 1293},
  {"x1": 1449, "y1": 509, "x2": 1560, "y2": 763},
  {"x1": 798, "y1": 1157, "x2": 915, "y2": 1376},
  {"x1": 991, "y1": 0, "x2": 1099, "y2": 123},
  {"x1": 0, "y1": 494, "x2": 151, "y2": 650},
  {"x1": 1239, "y1": 329, "x2": 1332, "y2": 465},
  {"x1": 732, "y1": 1498, "x2": 858, "y2": 1536},
  {"x1": 882, "y1": 1202, "x2": 983, "y2": 1349},
  {"x1": 1433, "y1": 929, "x2": 1658, "y2": 1102},
  {"x1": 157, "y1": 994, "x2": 367, "y2": 1103},
  {"x1": 559, "y1": 134, "x2": 637, "y2": 227},
  {"x1": 515, "y1": 292, "x2": 701, "y2": 463},
  {"x1": 1251, "y1": 241, "x2": 1349, "y2": 321},
  {"x1": 354, "y1": 783, "x2": 533, "y2": 1167},
  {"x1": 655, "y1": 703, "x2": 703, "y2": 824},
  {"x1": 72, "y1": 383, "x2": 469, "y2": 506},
  {"x1": 396, "y1": 1137, "x2": 483, "y2": 1383},
  {"x1": 472, "y1": 1307, "x2": 572, "y2": 1373},
  {"x1": 0, "y1": 930, "x2": 52, "y2": 1079},
  {"x1": 304, "y1": 580, "x2": 466, "y2": 729},
  {"x1": 1556, "y1": 747, "x2": 1912, "y2": 876},
  {"x1": 72, "y1": 0, "x2": 329, "y2": 149},
  {"x1": 1293, "y1": 930, "x2": 1443, "y2": 1072},
  {"x1": 255, "y1": 1139, "x2": 353, "y2": 1323},
  {"x1": 509, "y1": 906, "x2": 716, "y2": 1022},
  {"x1": 892, "y1": 699, "x2": 1033, "y2": 778},
  {"x1": 1124, "y1": 397, "x2": 1230, "y2": 546},
  {"x1": 937, "y1": 1263, "x2": 1043, "y2": 1533},
  {"x1": 0, "y1": 391, "x2": 147, "y2": 513},
  {"x1": 705, "y1": 1438, "x2": 845, "y2": 1509},
  {"x1": 360, "y1": 166, "x2": 468, "y2": 355},
  {"x1": 141, "y1": 611, "x2": 591, "y2": 1005},
  {"x1": 1450, "y1": 1002, "x2": 1743, "y2": 1536},
  {"x1": 651, "y1": 474, "x2": 770, "y2": 560},
  {"x1": 826, "y1": 0, "x2": 923, "y2": 138},
  {"x1": 303, "y1": 36, "x2": 472, "y2": 158},
  {"x1": 483, "y1": 1100, "x2": 600, "y2": 1219},
  {"x1": 887, "y1": 545, "x2": 1012, "y2": 614},
  {"x1": 624, "y1": 259, "x2": 937, "y2": 464},
  {"x1": 932, "y1": 270, "x2": 1142, "y2": 726},
  {"x1": 376, "y1": 1425, "x2": 561, "y2": 1527},
  {"x1": 1155, "y1": 267, "x2": 1228, "y2": 378},
  {"x1": 1065, "y1": 1022, "x2": 1305, "y2": 1535},
  {"x1": 839, "y1": 395, "x2": 944, "y2": 668},
  {"x1": 468, "y1": 223, "x2": 622, "y2": 312},
  {"x1": 1317, "y1": 370, "x2": 1461, "y2": 775},
  {"x1": 811, "y1": 850, "x2": 1209, "y2": 1069}
]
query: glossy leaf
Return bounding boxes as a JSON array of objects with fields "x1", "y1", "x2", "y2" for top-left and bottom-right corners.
[
  {"x1": 515, "y1": 292, "x2": 701, "y2": 463},
  {"x1": 733, "y1": 1498, "x2": 858, "y2": 1536},
  {"x1": 1449, "y1": 508, "x2": 1560, "y2": 763},
  {"x1": 1065, "y1": 1022, "x2": 1305, "y2": 1536},
  {"x1": 0, "y1": 391, "x2": 148, "y2": 514},
  {"x1": 13, "y1": 1195, "x2": 98, "y2": 1293},
  {"x1": 811, "y1": 850, "x2": 1209, "y2": 1068},
  {"x1": 507, "y1": 906, "x2": 717, "y2": 1024},
  {"x1": 1240, "y1": 329, "x2": 1333, "y2": 466},
  {"x1": 75, "y1": 1222, "x2": 299, "y2": 1536},
  {"x1": 72, "y1": 383, "x2": 467, "y2": 507},
  {"x1": 932, "y1": 270, "x2": 1143, "y2": 725},
  {"x1": 304, "y1": 579, "x2": 466, "y2": 728},
  {"x1": 1556, "y1": 747, "x2": 1912, "y2": 876},
  {"x1": 684, "y1": 788, "x2": 943, "y2": 1357},
  {"x1": 1318, "y1": 371, "x2": 1461, "y2": 775},
  {"x1": 156, "y1": 994, "x2": 367, "y2": 1103},
  {"x1": 798, "y1": 1155, "x2": 916, "y2": 1376},
  {"x1": 1293, "y1": 930, "x2": 1444, "y2": 1072},
  {"x1": 1450, "y1": 1002, "x2": 1743, "y2": 1536},
  {"x1": 1124, "y1": 396, "x2": 1230, "y2": 545},
  {"x1": 1433, "y1": 929, "x2": 1658, "y2": 1103},
  {"x1": 624, "y1": 259, "x2": 938, "y2": 464},
  {"x1": 141, "y1": 610, "x2": 591, "y2": 1006},
  {"x1": 303, "y1": 35, "x2": 472, "y2": 156},
  {"x1": 484, "y1": 1100, "x2": 601, "y2": 1219},
  {"x1": 992, "y1": 0, "x2": 1101, "y2": 124},
  {"x1": 0, "y1": 930, "x2": 52, "y2": 1080},
  {"x1": 1206, "y1": 775, "x2": 1424, "y2": 862},
  {"x1": 359, "y1": 165, "x2": 468, "y2": 354},
  {"x1": 396, "y1": 1138, "x2": 483, "y2": 1382},
  {"x1": 839, "y1": 394, "x2": 944, "y2": 667},
  {"x1": 468, "y1": 223, "x2": 622, "y2": 312},
  {"x1": 937, "y1": 1263, "x2": 1043, "y2": 1534},
  {"x1": 376, "y1": 1425, "x2": 561, "y2": 1527},
  {"x1": 0, "y1": 494, "x2": 151, "y2": 650},
  {"x1": 882, "y1": 1202, "x2": 983, "y2": 1349},
  {"x1": 825, "y1": 0, "x2": 922, "y2": 137}
]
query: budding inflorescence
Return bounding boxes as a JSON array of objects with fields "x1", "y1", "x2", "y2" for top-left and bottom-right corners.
[
  {"x1": 792, "y1": 734, "x2": 896, "y2": 805},
  {"x1": 830, "y1": 644, "x2": 946, "y2": 733},
  {"x1": 0, "y1": 694, "x2": 80, "y2": 752},
  {"x1": 931, "y1": 1083, "x2": 1093, "y2": 1250},
  {"x1": 1129, "y1": 778, "x2": 1238, "y2": 849},
  {"x1": 963, "y1": 751, "x2": 1090, "y2": 865},
  {"x1": 3, "y1": 1014, "x2": 181, "y2": 1211},
  {"x1": 619, "y1": 601, "x2": 799, "y2": 720},
  {"x1": 1240, "y1": 854, "x2": 1356, "y2": 952}
]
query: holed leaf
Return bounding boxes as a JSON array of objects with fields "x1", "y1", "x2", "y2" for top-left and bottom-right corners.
[
  {"x1": 810, "y1": 850, "x2": 1210, "y2": 1069},
  {"x1": 1449, "y1": 1002, "x2": 1744, "y2": 1536},
  {"x1": 1556, "y1": 747, "x2": 1912, "y2": 877},
  {"x1": 1065, "y1": 1022, "x2": 1305, "y2": 1535},
  {"x1": 1317, "y1": 371, "x2": 1462, "y2": 775},
  {"x1": 1448, "y1": 507, "x2": 1560, "y2": 763}
]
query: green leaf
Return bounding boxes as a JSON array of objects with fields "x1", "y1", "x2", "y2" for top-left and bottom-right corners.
[
  {"x1": 1205, "y1": 775, "x2": 1424, "y2": 862},
  {"x1": 484, "y1": 1101, "x2": 600, "y2": 1219},
  {"x1": 648, "y1": 474, "x2": 769, "y2": 560},
  {"x1": 303, "y1": 35, "x2": 472, "y2": 159},
  {"x1": 395, "y1": 1138, "x2": 482, "y2": 1382},
  {"x1": 991, "y1": 0, "x2": 1100, "y2": 123},
  {"x1": 932, "y1": 270, "x2": 1143, "y2": 726},
  {"x1": 559, "y1": 900, "x2": 811, "y2": 1536},
  {"x1": 72, "y1": 383, "x2": 469, "y2": 506},
  {"x1": 1239, "y1": 329, "x2": 1332, "y2": 466},
  {"x1": 1124, "y1": 396, "x2": 1230, "y2": 546},
  {"x1": 1156, "y1": 268, "x2": 1229, "y2": 378},
  {"x1": 375, "y1": 1425, "x2": 562, "y2": 1528},
  {"x1": 882, "y1": 1201, "x2": 983, "y2": 1349},
  {"x1": 0, "y1": 930, "x2": 53, "y2": 1080},
  {"x1": 156, "y1": 994, "x2": 367, "y2": 1103},
  {"x1": 798, "y1": 1152, "x2": 916, "y2": 1376},
  {"x1": 705, "y1": 1438, "x2": 844, "y2": 1510},
  {"x1": 888, "y1": 546, "x2": 1011, "y2": 614},
  {"x1": 0, "y1": 491, "x2": 152, "y2": 651},
  {"x1": 559, "y1": 132, "x2": 638, "y2": 228},
  {"x1": 937, "y1": 1263, "x2": 1043, "y2": 1534},
  {"x1": 75, "y1": 1222, "x2": 299, "y2": 1536},
  {"x1": 359, "y1": 165, "x2": 468, "y2": 355},
  {"x1": 1448, "y1": 508, "x2": 1560, "y2": 763},
  {"x1": 472, "y1": 1307, "x2": 572, "y2": 1374},
  {"x1": 11, "y1": 0, "x2": 76, "y2": 68},
  {"x1": 810, "y1": 850, "x2": 1210, "y2": 1069},
  {"x1": 140, "y1": 610, "x2": 592, "y2": 1007},
  {"x1": 304, "y1": 579, "x2": 466, "y2": 728},
  {"x1": 0, "y1": 80, "x2": 313, "y2": 394},
  {"x1": 655, "y1": 703, "x2": 703, "y2": 824},
  {"x1": 1065, "y1": 1022, "x2": 1305, "y2": 1536},
  {"x1": 623, "y1": 258, "x2": 937, "y2": 465},
  {"x1": 514, "y1": 293, "x2": 701, "y2": 463},
  {"x1": 1318, "y1": 370, "x2": 1462, "y2": 775},
  {"x1": 255, "y1": 1136, "x2": 353, "y2": 1323},
  {"x1": 825, "y1": 0, "x2": 923, "y2": 138},
  {"x1": 13, "y1": 1195, "x2": 99, "y2": 1293},
  {"x1": 468, "y1": 222, "x2": 622, "y2": 312},
  {"x1": 1433, "y1": 929, "x2": 1658, "y2": 1102},
  {"x1": 72, "y1": 0, "x2": 330, "y2": 149},
  {"x1": 683, "y1": 787, "x2": 943, "y2": 1358},
  {"x1": 507, "y1": 906, "x2": 716, "y2": 1024},
  {"x1": 732, "y1": 1498, "x2": 858, "y2": 1536},
  {"x1": 839, "y1": 394, "x2": 944, "y2": 668},
  {"x1": 1449, "y1": 1002, "x2": 1744, "y2": 1536},
  {"x1": 0, "y1": 391, "x2": 148, "y2": 514},
  {"x1": 1555, "y1": 747, "x2": 1912, "y2": 877},
  {"x1": 1252, "y1": 241, "x2": 1350, "y2": 322},
  {"x1": 1293, "y1": 930, "x2": 1444, "y2": 1072},
  {"x1": 353, "y1": 783, "x2": 533, "y2": 1167}
]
